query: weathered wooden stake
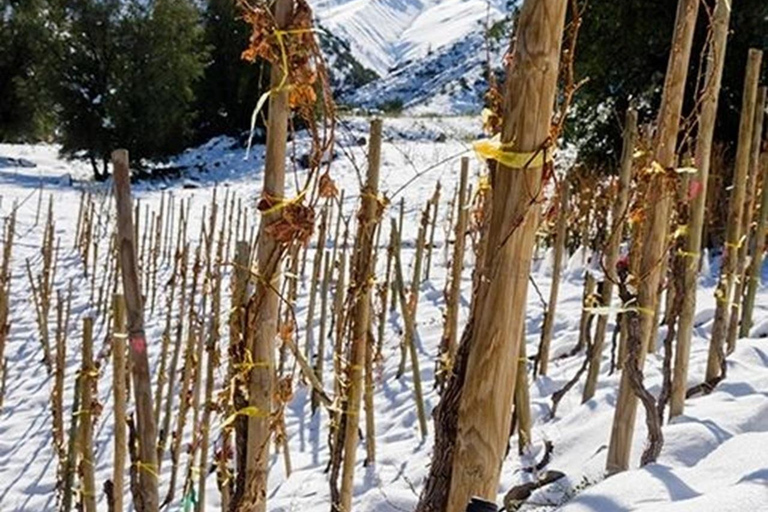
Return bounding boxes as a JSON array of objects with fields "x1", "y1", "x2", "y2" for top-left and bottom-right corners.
[
  {"x1": 605, "y1": 0, "x2": 699, "y2": 474},
  {"x1": 416, "y1": 2, "x2": 568, "y2": 508},
  {"x1": 79, "y1": 317, "x2": 97, "y2": 512},
  {"x1": 741, "y1": 150, "x2": 768, "y2": 335},
  {"x1": 439, "y1": 157, "x2": 470, "y2": 381},
  {"x1": 336, "y1": 118, "x2": 382, "y2": 512},
  {"x1": 584, "y1": 107, "x2": 636, "y2": 402},
  {"x1": 705, "y1": 49, "x2": 762, "y2": 384},
  {"x1": 538, "y1": 176, "x2": 570, "y2": 376},
  {"x1": 112, "y1": 149, "x2": 159, "y2": 510},
  {"x1": 726, "y1": 87, "x2": 766, "y2": 352},
  {"x1": 113, "y1": 295, "x2": 127, "y2": 512}
]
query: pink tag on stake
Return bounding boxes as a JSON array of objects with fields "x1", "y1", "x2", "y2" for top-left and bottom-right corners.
[{"x1": 130, "y1": 336, "x2": 147, "y2": 354}]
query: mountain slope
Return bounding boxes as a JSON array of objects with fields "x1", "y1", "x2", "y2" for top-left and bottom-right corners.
[{"x1": 312, "y1": 0, "x2": 510, "y2": 76}]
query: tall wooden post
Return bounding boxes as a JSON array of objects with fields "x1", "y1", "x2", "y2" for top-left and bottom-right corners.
[
  {"x1": 583, "y1": 107, "x2": 636, "y2": 402},
  {"x1": 112, "y1": 149, "x2": 159, "y2": 511},
  {"x1": 538, "y1": 175, "x2": 570, "y2": 376},
  {"x1": 705, "y1": 49, "x2": 763, "y2": 384},
  {"x1": 240, "y1": 2, "x2": 293, "y2": 510},
  {"x1": 741, "y1": 150, "x2": 768, "y2": 335},
  {"x1": 113, "y1": 295, "x2": 127, "y2": 512},
  {"x1": 606, "y1": 0, "x2": 699, "y2": 474},
  {"x1": 727, "y1": 86, "x2": 766, "y2": 349},
  {"x1": 440, "y1": 157, "x2": 470, "y2": 370},
  {"x1": 79, "y1": 317, "x2": 96, "y2": 512},
  {"x1": 416, "y1": 2, "x2": 568, "y2": 510},
  {"x1": 670, "y1": 0, "x2": 733, "y2": 418},
  {"x1": 337, "y1": 118, "x2": 382, "y2": 512}
]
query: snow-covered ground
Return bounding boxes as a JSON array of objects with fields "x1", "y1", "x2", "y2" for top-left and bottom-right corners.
[{"x1": 1, "y1": 116, "x2": 767, "y2": 511}]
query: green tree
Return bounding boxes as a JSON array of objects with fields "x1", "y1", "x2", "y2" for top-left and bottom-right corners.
[
  {"x1": 114, "y1": 0, "x2": 208, "y2": 161},
  {"x1": 194, "y1": 0, "x2": 269, "y2": 143},
  {"x1": 54, "y1": 0, "x2": 206, "y2": 178},
  {"x1": 0, "y1": 0, "x2": 58, "y2": 141},
  {"x1": 570, "y1": 0, "x2": 768, "y2": 168},
  {"x1": 54, "y1": 0, "x2": 123, "y2": 178}
]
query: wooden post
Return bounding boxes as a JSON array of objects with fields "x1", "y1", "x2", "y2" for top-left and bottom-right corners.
[
  {"x1": 727, "y1": 87, "x2": 766, "y2": 350},
  {"x1": 424, "y1": 181, "x2": 441, "y2": 281},
  {"x1": 606, "y1": 0, "x2": 700, "y2": 474},
  {"x1": 113, "y1": 295, "x2": 127, "y2": 512},
  {"x1": 306, "y1": 205, "x2": 329, "y2": 357},
  {"x1": 158, "y1": 245, "x2": 189, "y2": 465},
  {"x1": 575, "y1": 272, "x2": 597, "y2": 353},
  {"x1": 240, "y1": 2, "x2": 293, "y2": 510},
  {"x1": 337, "y1": 118, "x2": 382, "y2": 512},
  {"x1": 79, "y1": 317, "x2": 97, "y2": 512},
  {"x1": 514, "y1": 335, "x2": 531, "y2": 454},
  {"x1": 377, "y1": 224, "x2": 395, "y2": 358},
  {"x1": 392, "y1": 220, "x2": 429, "y2": 440},
  {"x1": 741, "y1": 150, "x2": 768, "y2": 335},
  {"x1": 163, "y1": 247, "x2": 201, "y2": 508},
  {"x1": 62, "y1": 357, "x2": 82, "y2": 512},
  {"x1": 398, "y1": 221, "x2": 426, "y2": 379},
  {"x1": 584, "y1": 107, "x2": 636, "y2": 402},
  {"x1": 538, "y1": 175, "x2": 570, "y2": 376},
  {"x1": 52, "y1": 290, "x2": 66, "y2": 459},
  {"x1": 198, "y1": 253, "x2": 223, "y2": 512},
  {"x1": 416, "y1": 1, "x2": 568, "y2": 510},
  {"x1": 313, "y1": 250, "x2": 332, "y2": 413},
  {"x1": 441, "y1": 158, "x2": 470, "y2": 368},
  {"x1": 670, "y1": 0, "x2": 733, "y2": 418},
  {"x1": 705, "y1": 49, "x2": 762, "y2": 384},
  {"x1": 112, "y1": 148, "x2": 159, "y2": 510}
]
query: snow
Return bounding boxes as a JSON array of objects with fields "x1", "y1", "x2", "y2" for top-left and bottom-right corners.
[
  {"x1": 312, "y1": 0, "x2": 509, "y2": 76},
  {"x1": 1, "y1": 116, "x2": 768, "y2": 511}
]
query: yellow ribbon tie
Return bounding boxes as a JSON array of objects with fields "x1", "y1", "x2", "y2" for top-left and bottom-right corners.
[{"x1": 473, "y1": 135, "x2": 555, "y2": 169}]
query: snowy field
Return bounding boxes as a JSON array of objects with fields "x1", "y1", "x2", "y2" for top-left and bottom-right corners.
[{"x1": 1, "y1": 116, "x2": 767, "y2": 511}]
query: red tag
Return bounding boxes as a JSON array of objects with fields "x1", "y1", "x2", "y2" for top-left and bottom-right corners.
[
  {"x1": 688, "y1": 180, "x2": 703, "y2": 201},
  {"x1": 130, "y1": 336, "x2": 147, "y2": 354}
]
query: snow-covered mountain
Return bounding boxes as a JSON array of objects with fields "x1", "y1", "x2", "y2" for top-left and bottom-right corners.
[{"x1": 312, "y1": 0, "x2": 516, "y2": 114}]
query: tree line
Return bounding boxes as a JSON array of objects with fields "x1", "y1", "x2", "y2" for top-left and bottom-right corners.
[{"x1": 1, "y1": 0, "x2": 268, "y2": 178}]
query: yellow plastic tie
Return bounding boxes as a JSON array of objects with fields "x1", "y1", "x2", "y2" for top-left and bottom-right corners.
[
  {"x1": 473, "y1": 135, "x2": 555, "y2": 169},
  {"x1": 135, "y1": 461, "x2": 159, "y2": 478},
  {"x1": 222, "y1": 406, "x2": 271, "y2": 429},
  {"x1": 261, "y1": 189, "x2": 307, "y2": 216}
]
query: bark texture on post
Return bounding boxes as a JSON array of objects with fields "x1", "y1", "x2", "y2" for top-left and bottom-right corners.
[
  {"x1": 538, "y1": 176, "x2": 570, "y2": 376},
  {"x1": 514, "y1": 334, "x2": 531, "y2": 454},
  {"x1": 79, "y1": 317, "x2": 96, "y2": 512},
  {"x1": 113, "y1": 295, "x2": 127, "y2": 512},
  {"x1": 392, "y1": 220, "x2": 429, "y2": 439},
  {"x1": 239, "y1": 2, "x2": 294, "y2": 510},
  {"x1": 416, "y1": 1, "x2": 568, "y2": 510},
  {"x1": 705, "y1": 49, "x2": 763, "y2": 384},
  {"x1": 741, "y1": 150, "x2": 768, "y2": 336},
  {"x1": 583, "y1": 107, "x2": 636, "y2": 403},
  {"x1": 727, "y1": 87, "x2": 766, "y2": 349},
  {"x1": 337, "y1": 118, "x2": 382, "y2": 512},
  {"x1": 112, "y1": 149, "x2": 159, "y2": 511},
  {"x1": 670, "y1": 0, "x2": 733, "y2": 419},
  {"x1": 606, "y1": 0, "x2": 699, "y2": 474},
  {"x1": 441, "y1": 157, "x2": 470, "y2": 366}
]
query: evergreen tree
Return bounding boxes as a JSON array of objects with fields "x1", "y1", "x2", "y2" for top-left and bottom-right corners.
[
  {"x1": 194, "y1": 0, "x2": 269, "y2": 143},
  {"x1": 54, "y1": 0, "x2": 123, "y2": 178},
  {"x1": 54, "y1": 0, "x2": 206, "y2": 178},
  {"x1": 114, "y1": 0, "x2": 208, "y2": 161},
  {"x1": 570, "y1": 0, "x2": 768, "y2": 168},
  {"x1": 0, "y1": 0, "x2": 58, "y2": 142}
]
